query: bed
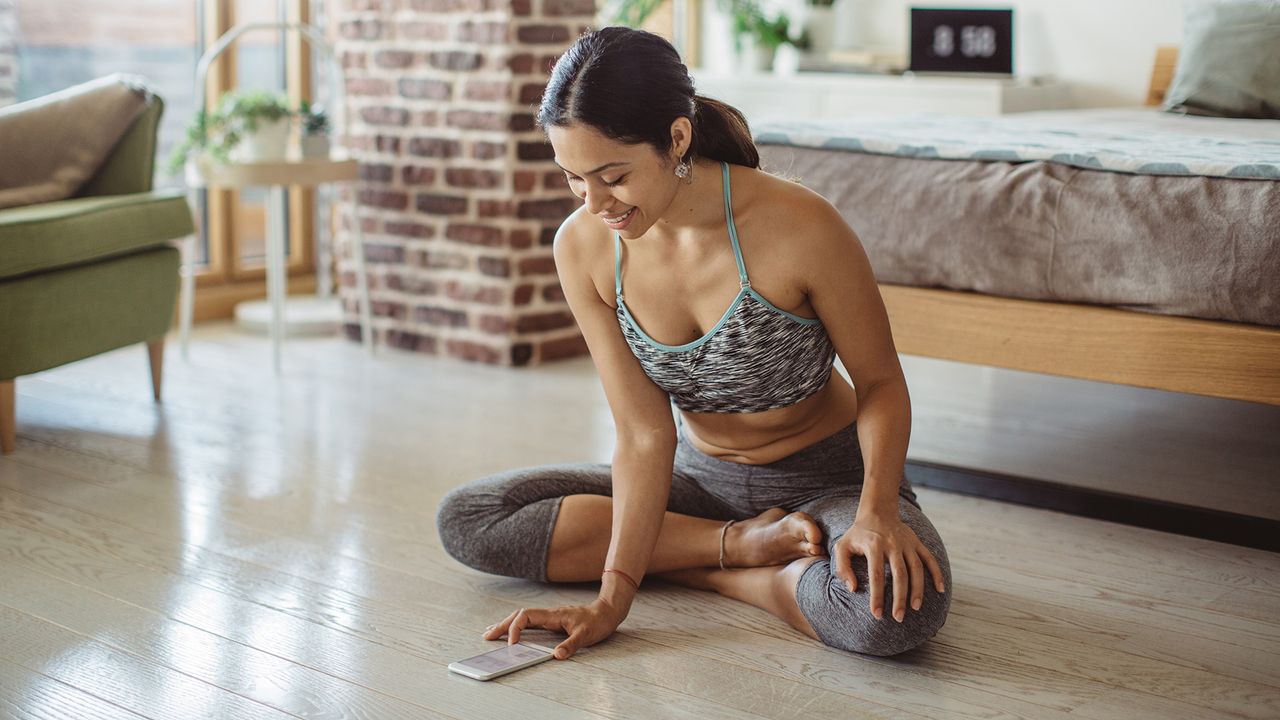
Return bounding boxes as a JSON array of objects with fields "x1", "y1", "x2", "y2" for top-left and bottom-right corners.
[
  {"x1": 752, "y1": 50, "x2": 1280, "y2": 408},
  {"x1": 749, "y1": 49, "x2": 1280, "y2": 548}
]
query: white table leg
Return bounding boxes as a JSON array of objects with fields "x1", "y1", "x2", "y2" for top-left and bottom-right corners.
[
  {"x1": 350, "y1": 191, "x2": 374, "y2": 352},
  {"x1": 266, "y1": 186, "x2": 288, "y2": 374}
]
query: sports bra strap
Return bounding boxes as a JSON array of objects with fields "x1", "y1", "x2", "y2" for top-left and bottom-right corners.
[
  {"x1": 614, "y1": 232, "x2": 623, "y2": 299},
  {"x1": 721, "y1": 162, "x2": 750, "y2": 287}
]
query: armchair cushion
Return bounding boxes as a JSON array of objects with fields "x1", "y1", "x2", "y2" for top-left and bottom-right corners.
[
  {"x1": 0, "y1": 190, "x2": 193, "y2": 280},
  {"x1": 0, "y1": 74, "x2": 154, "y2": 209}
]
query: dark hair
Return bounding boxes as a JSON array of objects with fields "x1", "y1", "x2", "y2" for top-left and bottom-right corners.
[{"x1": 536, "y1": 26, "x2": 760, "y2": 169}]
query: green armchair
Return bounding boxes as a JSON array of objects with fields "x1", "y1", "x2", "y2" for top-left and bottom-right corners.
[{"x1": 0, "y1": 79, "x2": 194, "y2": 453}]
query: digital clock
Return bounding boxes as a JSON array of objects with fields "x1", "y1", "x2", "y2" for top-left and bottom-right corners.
[{"x1": 909, "y1": 8, "x2": 1014, "y2": 75}]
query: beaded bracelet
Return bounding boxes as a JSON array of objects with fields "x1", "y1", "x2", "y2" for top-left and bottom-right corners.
[{"x1": 602, "y1": 567, "x2": 640, "y2": 592}]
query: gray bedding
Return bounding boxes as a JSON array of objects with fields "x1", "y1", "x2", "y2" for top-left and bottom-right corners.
[{"x1": 758, "y1": 143, "x2": 1280, "y2": 328}]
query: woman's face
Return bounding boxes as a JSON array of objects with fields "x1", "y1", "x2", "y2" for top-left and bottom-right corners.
[{"x1": 546, "y1": 121, "x2": 688, "y2": 238}]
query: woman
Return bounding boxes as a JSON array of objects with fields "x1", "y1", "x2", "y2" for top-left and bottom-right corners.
[{"x1": 436, "y1": 27, "x2": 950, "y2": 662}]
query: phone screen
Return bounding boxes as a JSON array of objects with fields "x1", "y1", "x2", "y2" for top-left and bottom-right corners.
[{"x1": 457, "y1": 643, "x2": 550, "y2": 672}]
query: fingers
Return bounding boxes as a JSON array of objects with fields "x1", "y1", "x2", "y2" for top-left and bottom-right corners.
[
  {"x1": 867, "y1": 549, "x2": 885, "y2": 620},
  {"x1": 908, "y1": 551, "x2": 926, "y2": 612},
  {"x1": 832, "y1": 542, "x2": 856, "y2": 593},
  {"x1": 922, "y1": 545, "x2": 947, "y2": 593},
  {"x1": 554, "y1": 630, "x2": 581, "y2": 660},
  {"x1": 889, "y1": 552, "x2": 908, "y2": 623}
]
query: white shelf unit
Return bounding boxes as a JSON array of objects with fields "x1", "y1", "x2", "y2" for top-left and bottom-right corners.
[{"x1": 690, "y1": 71, "x2": 1071, "y2": 123}]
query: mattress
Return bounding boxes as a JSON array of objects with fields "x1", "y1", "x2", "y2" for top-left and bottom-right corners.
[{"x1": 753, "y1": 109, "x2": 1280, "y2": 327}]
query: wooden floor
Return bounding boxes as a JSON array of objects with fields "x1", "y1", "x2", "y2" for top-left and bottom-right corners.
[{"x1": 2, "y1": 323, "x2": 1278, "y2": 719}]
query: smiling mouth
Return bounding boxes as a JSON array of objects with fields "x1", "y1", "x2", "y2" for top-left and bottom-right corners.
[{"x1": 604, "y1": 208, "x2": 635, "y2": 223}]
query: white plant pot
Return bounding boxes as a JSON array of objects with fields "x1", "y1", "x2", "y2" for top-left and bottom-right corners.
[
  {"x1": 301, "y1": 134, "x2": 331, "y2": 159},
  {"x1": 234, "y1": 117, "x2": 291, "y2": 162},
  {"x1": 773, "y1": 44, "x2": 801, "y2": 76},
  {"x1": 738, "y1": 37, "x2": 776, "y2": 73}
]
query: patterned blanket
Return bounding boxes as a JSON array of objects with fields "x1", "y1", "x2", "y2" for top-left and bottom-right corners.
[{"x1": 753, "y1": 109, "x2": 1280, "y2": 180}]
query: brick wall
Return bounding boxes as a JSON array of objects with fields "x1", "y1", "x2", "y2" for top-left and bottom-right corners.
[
  {"x1": 0, "y1": 0, "x2": 15, "y2": 108},
  {"x1": 334, "y1": 0, "x2": 596, "y2": 366}
]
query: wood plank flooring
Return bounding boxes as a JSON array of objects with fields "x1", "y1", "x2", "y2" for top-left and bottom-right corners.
[{"x1": 1, "y1": 323, "x2": 1277, "y2": 719}]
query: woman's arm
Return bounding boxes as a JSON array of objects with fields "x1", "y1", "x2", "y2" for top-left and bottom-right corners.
[
  {"x1": 553, "y1": 209, "x2": 680, "y2": 614},
  {"x1": 799, "y1": 195, "x2": 945, "y2": 621}
]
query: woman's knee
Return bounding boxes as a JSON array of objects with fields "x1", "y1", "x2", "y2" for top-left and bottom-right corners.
[{"x1": 794, "y1": 556, "x2": 951, "y2": 657}]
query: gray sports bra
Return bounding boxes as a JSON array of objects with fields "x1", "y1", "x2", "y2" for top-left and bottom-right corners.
[{"x1": 614, "y1": 161, "x2": 837, "y2": 413}]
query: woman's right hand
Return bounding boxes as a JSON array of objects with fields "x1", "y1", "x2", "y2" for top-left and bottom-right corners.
[{"x1": 482, "y1": 597, "x2": 626, "y2": 660}]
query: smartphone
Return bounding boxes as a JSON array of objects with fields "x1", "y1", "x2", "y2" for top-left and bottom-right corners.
[{"x1": 448, "y1": 642, "x2": 557, "y2": 681}]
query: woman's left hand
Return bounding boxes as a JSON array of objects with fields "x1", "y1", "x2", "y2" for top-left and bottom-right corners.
[{"x1": 832, "y1": 512, "x2": 945, "y2": 623}]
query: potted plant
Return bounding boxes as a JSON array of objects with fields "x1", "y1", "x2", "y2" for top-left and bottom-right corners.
[
  {"x1": 721, "y1": 0, "x2": 806, "y2": 72},
  {"x1": 166, "y1": 89, "x2": 294, "y2": 175},
  {"x1": 802, "y1": 0, "x2": 838, "y2": 57},
  {"x1": 298, "y1": 99, "x2": 331, "y2": 158}
]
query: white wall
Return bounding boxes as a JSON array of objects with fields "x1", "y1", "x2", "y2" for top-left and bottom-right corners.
[{"x1": 697, "y1": 0, "x2": 1186, "y2": 108}]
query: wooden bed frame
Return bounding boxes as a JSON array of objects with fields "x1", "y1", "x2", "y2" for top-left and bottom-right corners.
[{"x1": 878, "y1": 47, "x2": 1280, "y2": 406}]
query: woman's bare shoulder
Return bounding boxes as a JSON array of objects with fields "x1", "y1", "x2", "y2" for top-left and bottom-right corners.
[{"x1": 554, "y1": 205, "x2": 615, "y2": 306}]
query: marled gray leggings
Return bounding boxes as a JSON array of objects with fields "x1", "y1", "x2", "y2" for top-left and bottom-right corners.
[{"x1": 436, "y1": 419, "x2": 952, "y2": 657}]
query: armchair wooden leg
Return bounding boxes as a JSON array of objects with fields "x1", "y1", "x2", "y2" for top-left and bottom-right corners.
[
  {"x1": 1, "y1": 379, "x2": 14, "y2": 454},
  {"x1": 147, "y1": 339, "x2": 164, "y2": 402}
]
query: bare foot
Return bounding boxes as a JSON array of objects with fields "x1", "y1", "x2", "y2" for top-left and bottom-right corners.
[{"x1": 722, "y1": 508, "x2": 825, "y2": 569}]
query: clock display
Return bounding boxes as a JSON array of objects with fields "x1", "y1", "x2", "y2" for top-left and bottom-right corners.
[{"x1": 910, "y1": 8, "x2": 1013, "y2": 74}]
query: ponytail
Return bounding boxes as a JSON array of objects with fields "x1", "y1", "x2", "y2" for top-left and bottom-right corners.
[
  {"x1": 688, "y1": 95, "x2": 759, "y2": 169},
  {"x1": 538, "y1": 28, "x2": 762, "y2": 171}
]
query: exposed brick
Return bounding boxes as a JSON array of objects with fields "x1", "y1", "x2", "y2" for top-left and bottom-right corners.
[
  {"x1": 517, "y1": 198, "x2": 578, "y2": 220},
  {"x1": 415, "y1": 249, "x2": 470, "y2": 270},
  {"x1": 514, "y1": 283, "x2": 535, "y2": 305},
  {"x1": 341, "y1": 51, "x2": 367, "y2": 70},
  {"x1": 516, "y1": 24, "x2": 570, "y2": 44},
  {"x1": 509, "y1": 229, "x2": 534, "y2": 249},
  {"x1": 360, "y1": 163, "x2": 394, "y2": 182},
  {"x1": 346, "y1": 78, "x2": 391, "y2": 97},
  {"x1": 543, "y1": 171, "x2": 568, "y2": 190},
  {"x1": 509, "y1": 113, "x2": 536, "y2": 132},
  {"x1": 374, "y1": 50, "x2": 415, "y2": 69},
  {"x1": 386, "y1": 273, "x2": 440, "y2": 295},
  {"x1": 544, "y1": 0, "x2": 596, "y2": 15},
  {"x1": 360, "y1": 106, "x2": 410, "y2": 126},
  {"x1": 340, "y1": 19, "x2": 383, "y2": 40},
  {"x1": 512, "y1": 0, "x2": 532, "y2": 15},
  {"x1": 539, "y1": 227, "x2": 558, "y2": 246},
  {"x1": 372, "y1": 300, "x2": 409, "y2": 320},
  {"x1": 428, "y1": 51, "x2": 484, "y2": 71},
  {"x1": 506, "y1": 53, "x2": 534, "y2": 74},
  {"x1": 539, "y1": 54, "x2": 562, "y2": 73},
  {"x1": 399, "y1": 78, "x2": 451, "y2": 100},
  {"x1": 361, "y1": 242, "x2": 406, "y2": 263},
  {"x1": 374, "y1": 134, "x2": 401, "y2": 154},
  {"x1": 515, "y1": 310, "x2": 575, "y2": 332},
  {"x1": 517, "y1": 82, "x2": 546, "y2": 105},
  {"x1": 541, "y1": 282, "x2": 566, "y2": 302},
  {"x1": 478, "y1": 256, "x2": 511, "y2": 277},
  {"x1": 402, "y1": 21, "x2": 449, "y2": 40},
  {"x1": 517, "y1": 141, "x2": 555, "y2": 161},
  {"x1": 477, "y1": 199, "x2": 515, "y2": 217},
  {"x1": 464, "y1": 80, "x2": 510, "y2": 102},
  {"x1": 416, "y1": 193, "x2": 469, "y2": 215},
  {"x1": 415, "y1": 305, "x2": 470, "y2": 328},
  {"x1": 359, "y1": 189, "x2": 409, "y2": 211},
  {"x1": 386, "y1": 329, "x2": 438, "y2": 354},
  {"x1": 446, "y1": 110, "x2": 507, "y2": 131},
  {"x1": 412, "y1": 110, "x2": 440, "y2": 127},
  {"x1": 446, "y1": 167, "x2": 503, "y2": 189},
  {"x1": 511, "y1": 343, "x2": 534, "y2": 366},
  {"x1": 473, "y1": 141, "x2": 507, "y2": 160},
  {"x1": 401, "y1": 165, "x2": 438, "y2": 185},
  {"x1": 539, "y1": 334, "x2": 588, "y2": 361},
  {"x1": 457, "y1": 21, "x2": 508, "y2": 43},
  {"x1": 445, "y1": 224, "x2": 504, "y2": 247},
  {"x1": 409, "y1": 138, "x2": 462, "y2": 158},
  {"x1": 385, "y1": 221, "x2": 435, "y2": 239},
  {"x1": 445, "y1": 280, "x2": 505, "y2": 305},
  {"x1": 518, "y1": 256, "x2": 558, "y2": 276},
  {"x1": 478, "y1": 314, "x2": 511, "y2": 334},
  {"x1": 513, "y1": 171, "x2": 537, "y2": 193},
  {"x1": 445, "y1": 339, "x2": 501, "y2": 364}
]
